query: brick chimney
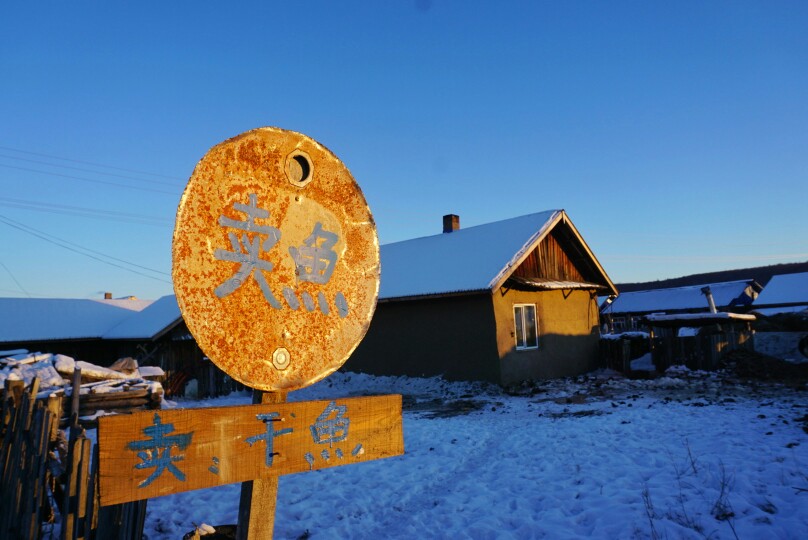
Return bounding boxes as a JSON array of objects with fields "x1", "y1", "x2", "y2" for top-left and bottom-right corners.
[{"x1": 443, "y1": 214, "x2": 460, "y2": 233}]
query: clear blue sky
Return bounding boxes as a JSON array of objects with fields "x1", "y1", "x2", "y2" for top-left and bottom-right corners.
[{"x1": 1, "y1": 1, "x2": 806, "y2": 299}]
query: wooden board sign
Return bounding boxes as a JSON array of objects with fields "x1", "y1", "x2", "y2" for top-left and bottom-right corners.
[
  {"x1": 97, "y1": 394, "x2": 403, "y2": 506},
  {"x1": 172, "y1": 127, "x2": 380, "y2": 392}
]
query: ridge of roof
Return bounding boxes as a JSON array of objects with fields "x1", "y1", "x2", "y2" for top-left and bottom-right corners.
[
  {"x1": 379, "y1": 210, "x2": 577, "y2": 300},
  {"x1": 382, "y1": 210, "x2": 562, "y2": 248}
]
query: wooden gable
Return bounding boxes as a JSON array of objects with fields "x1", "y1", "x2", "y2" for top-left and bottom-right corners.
[
  {"x1": 512, "y1": 230, "x2": 587, "y2": 282},
  {"x1": 504, "y1": 215, "x2": 617, "y2": 294}
]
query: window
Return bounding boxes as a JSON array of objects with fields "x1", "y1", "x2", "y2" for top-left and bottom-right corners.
[{"x1": 514, "y1": 304, "x2": 538, "y2": 350}]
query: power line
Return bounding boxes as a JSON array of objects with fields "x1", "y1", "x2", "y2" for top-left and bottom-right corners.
[
  {"x1": 0, "y1": 213, "x2": 172, "y2": 283},
  {"x1": 0, "y1": 153, "x2": 181, "y2": 188},
  {"x1": 0, "y1": 196, "x2": 173, "y2": 227},
  {"x1": 0, "y1": 163, "x2": 180, "y2": 195},
  {"x1": 0, "y1": 260, "x2": 31, "y2": 298},
  {"x1": 0, "y1": 145, "x2": 184, "y2": 181}
]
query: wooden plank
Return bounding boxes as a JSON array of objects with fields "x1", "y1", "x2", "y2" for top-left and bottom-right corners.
[
  {"x1": 1, "y1": 388, "x2": 28, "y2": 538},
  {"x1": 70, "y1": 368, "x2": 82, "y2": 427},
  {"x1": 98, "y1": 394, "x2": 403, "y2": 506},
  {"x1": 237, "y1": 391, "x2": 285, "y2": 540},
  {"x1": 27, "y1": 405, "x2": 52, "y2": 539},
  {"x1": 61, "y1": 428, "x2": 87, "y2": 540}
]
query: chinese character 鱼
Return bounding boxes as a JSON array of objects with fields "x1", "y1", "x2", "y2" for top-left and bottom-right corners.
[
  {"x1": 289, "y1": 222, "x2": 339, "y2": 284},
  {"x1": 310, "y1": 401, "x2": 349, "y2": 447},
  {"x1": 127, "y1": 413, "x2": 194, "y2": 488}
]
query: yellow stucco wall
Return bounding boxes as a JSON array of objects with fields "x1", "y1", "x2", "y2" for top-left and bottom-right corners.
[{"x1": 492, "y1": 288, "x2": 601, "y2": 384}]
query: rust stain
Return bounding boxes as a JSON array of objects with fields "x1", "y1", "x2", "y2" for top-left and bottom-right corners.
[{"x1": 172, "y1": 127, "x2": 380, "y2": 392}]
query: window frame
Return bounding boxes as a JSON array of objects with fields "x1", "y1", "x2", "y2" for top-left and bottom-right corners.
[{"x1": 513, "y1": 303, "x2": 539, "y2": 350}]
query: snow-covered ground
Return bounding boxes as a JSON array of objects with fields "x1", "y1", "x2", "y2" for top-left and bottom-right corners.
[{"x1": 143, "y1": 369, "x2": 807, "y2": 539}]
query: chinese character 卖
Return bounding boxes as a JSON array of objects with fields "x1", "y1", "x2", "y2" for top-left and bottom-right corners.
[
  {"x1": 214, "y1": 194, "x2": 282, "y2": 308},
  {"x1": 127, "y1": 413, "x2": 194, "y2": 488}
]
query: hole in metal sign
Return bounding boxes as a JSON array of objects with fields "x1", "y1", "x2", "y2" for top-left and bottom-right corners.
[{"x1": 286, "y1": 151, "x2": 313, "y2": 188}]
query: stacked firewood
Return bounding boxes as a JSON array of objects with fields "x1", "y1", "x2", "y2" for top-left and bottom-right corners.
[{"x1": 0, "y1": 350, "x2": 165, "y2": 426}]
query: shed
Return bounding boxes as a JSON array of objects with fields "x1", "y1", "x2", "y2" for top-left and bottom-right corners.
[
  {"x1": 343, "y1": 210, "x2": 617, "y2": 385},
  {"x1": 749, "y1": 272, "x2": 808, "y2": 361},
  {"x1": 751, "y1": 271, "x2": 808, "y2": 315},
  {"x1": 601, "y1": 279, "x2": 761, "y2": 333},
  {"x1": 642, "y1": 312, "x2": 757, "y2": 371}
]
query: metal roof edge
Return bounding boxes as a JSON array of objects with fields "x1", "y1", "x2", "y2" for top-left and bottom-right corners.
[
  {"x1": 557, "y1": 212, "x2": 619, "y2": 296},
  {"x1": 487, "y1": 210, "x2": 563, "y2": 292}
]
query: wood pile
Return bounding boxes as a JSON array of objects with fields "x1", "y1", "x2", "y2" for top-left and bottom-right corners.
[
  {"x1": 0, "y1": 350, "x2": 165, "y2": 426},
  {"x1": 1, "y1": 378, "x2": 147, "y2": 539}
]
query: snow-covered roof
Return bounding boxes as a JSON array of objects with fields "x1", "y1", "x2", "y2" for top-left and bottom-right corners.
[
  {"x1": 379, "y1": 210, "x2": 614, "y2": 300},
  {"x1": 103, "y1": 295, "x2": 182, "y2": 339},
  {"x1": 753, "y1": 272, "x2": 808, "y2": 307},
  {"x1": 0, "y1": 297, "x2": 153, "y2": 342},
  {"x1": 605, "y1": 280, "x2": 758, "y2": 315}
]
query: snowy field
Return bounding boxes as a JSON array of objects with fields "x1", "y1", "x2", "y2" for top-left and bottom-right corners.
[{"x1": 143, "y1": 369, "x2": 807, "y2": 539}]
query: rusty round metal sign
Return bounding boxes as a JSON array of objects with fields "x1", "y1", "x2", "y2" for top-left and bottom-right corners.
[{"x1": 172, "y1": 127, "x2": 380, "y2": 392}]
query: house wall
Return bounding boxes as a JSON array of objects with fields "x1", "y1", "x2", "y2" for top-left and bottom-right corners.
[
  {"x1": 493, "y1": 288, "x2": 601, "y2": 384},
  {"x1": 342, "y1": 293, "x2": 501, "y2": 383}
]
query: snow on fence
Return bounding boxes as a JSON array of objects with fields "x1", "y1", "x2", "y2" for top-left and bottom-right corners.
[{"x1": 1, "y1": 375, "x2": 148, "y2": 539}]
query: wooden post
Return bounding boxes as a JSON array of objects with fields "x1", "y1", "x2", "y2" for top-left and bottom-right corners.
[
  {"x1": 70, "y1": 368, "x2": 82, "y2": 428},
  {"x1": 236, "y1": 390, "x2": 287, "y2": 540}
]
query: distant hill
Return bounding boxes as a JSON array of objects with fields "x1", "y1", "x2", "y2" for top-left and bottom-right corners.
[{"x1": 615, "y1": 261, "x2": 808, "y2": 293}]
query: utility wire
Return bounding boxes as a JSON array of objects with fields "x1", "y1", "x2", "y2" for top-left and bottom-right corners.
[
  {"x1": 0, "y1": 153, "x2": 181, "y2": 188},
  {"x1": 0, "y1": 163, "x2": 179, "y2": 195},
  {"x1": 0, "y1": 196, "x2": 173, "y2": 227},
  {"x1": 0, "y1": 213, "x2": 172, "y2": 283},
  {"x1": 0, "y1": 260, "x2": 31, "y2": 297},
  {"x1": 0, "y1": 145, "x2": 184, "y2": 181}
]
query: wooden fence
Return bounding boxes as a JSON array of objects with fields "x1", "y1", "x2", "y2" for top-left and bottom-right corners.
[
  {"x1": 1, "y1": 376, "x2": 147, "y2": 539},
  {"x1": 651, "y1": 329, "x2": 754, "y2": 372}
]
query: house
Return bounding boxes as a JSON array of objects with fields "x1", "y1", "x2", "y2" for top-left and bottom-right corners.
[
  {"x1": 751, "y1": 271, "x2": 808, "y2": 315},
  {"x1": 0, "y1": 294, "x2": 226, "y2": 396},
  {"x1": 0, "y1": 295, "x2": 153, "y2": 364},
  {"x1": 749, "y1": 272, "x2": 808, "y2": 361},
  {"x1": 342, "y1": 211, "x2": 618, "y2": 385},
  {"x1": 600, "y1": 279, "x2": 762, "y2": 333}
]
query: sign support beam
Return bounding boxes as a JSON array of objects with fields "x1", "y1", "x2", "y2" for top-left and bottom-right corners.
[{"x1": 237, "y1": 390, "x2": 286, "y2": 540}]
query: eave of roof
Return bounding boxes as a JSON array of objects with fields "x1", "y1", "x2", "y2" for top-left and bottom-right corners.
[
  {"x1": 506, "y1": 276, "x2": 609, "y2": 291},
  {"x1": 642, "y1": 312, "x2": 756, "y2": 328}
]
